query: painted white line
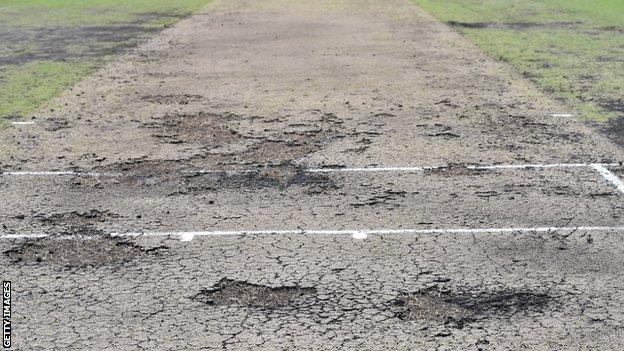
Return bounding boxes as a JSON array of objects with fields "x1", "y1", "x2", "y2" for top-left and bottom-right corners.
[
  {"x1": 106, "y1": 226, "x2": 624, "y2": 241},
  {"x1": 11, "y1": 121, "x2": 36, "y2": 125},
  {"x1": 2, "y1": 162, "x2": 620, "y2": 177},
  {"x1": 551, "y1": 114, "x2": 574, "y2": 118},
  {"x1": 11, "y1": 121, "x2": 37, "y2": 126},
  {"x1": 308, "y1": 163, "x2": 621, "y2": 173},
  {"x1": 0, "y1": 233, "x2": 49, "y2": 239},
  {"x1": 5, "y1": 226, "x2": 624, "y2": 241},
  {"x1": 592, "y1": 164, "x2": 624, "y2": 194},
  {"x1": 307, "y1": 166, "x2": 426, "y2": 173}
]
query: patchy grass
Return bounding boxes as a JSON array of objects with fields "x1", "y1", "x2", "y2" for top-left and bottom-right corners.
[
  {"x1": 0, "y1": 0, "x2": 212, "y2": 124},
  {"x1": 413, "y1": 0, "x2": 624, "y2": 121},
  {"x1": 0, "y1": 61, "x2": 94, "y2": 123}
]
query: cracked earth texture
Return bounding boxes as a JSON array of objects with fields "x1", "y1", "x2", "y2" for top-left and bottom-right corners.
[{"x1": 1, "y1": 0, "x2": 624, "y2": 349}]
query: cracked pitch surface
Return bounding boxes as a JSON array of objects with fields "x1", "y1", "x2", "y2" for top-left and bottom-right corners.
[
  {"x1": 3, "y1": 231, "x2": 624, "y2": 349},
  {"x1": 1, "y1": 0, "x2": 624, "y2": 349}
]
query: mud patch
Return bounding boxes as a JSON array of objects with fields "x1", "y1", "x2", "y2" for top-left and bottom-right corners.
[
  {"x1": 602, "y1": 115, "x2": 624, "y2": 148},
  {"x1": 598, "y1": 99, "x2": 624, "y2": 114},
  {"x1": 141, "y1": 94, "x2": 203, "y2": 105},
  {"x1": 182, "y1": 163, "x2": 336, "y2": 193},
  {"x1": 36, "y1": 209, "x2": 118, "y2": 235},
  {"x1": 351, "y1": 189, "x2": 408, "y2": 208},
  {"x1": 143, "y1": 112, "x2": 240, "y2": 146},
  {"x1": 482, "y1": 114, "x2": 583, "y2": 148},
  {"x1": 3, "y1": 236, "x2": 156, "y2": 267},
  {"x1": 394, "y1": 286, "x2": 554, "y2": 326},
  {"x1": 193, "y1": 279, "x2": 317, "y2": 308},
  {"x1": 43, "y1": 117, "x2": 71, "y2": 131},
  {"x1": 0, "y1": 12, "x2": 187, "y2": 65},
  {"x1": 447, "y1": 21, "x2": 581, "y2": 30}
]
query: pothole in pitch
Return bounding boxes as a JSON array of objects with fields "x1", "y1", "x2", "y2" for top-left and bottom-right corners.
[
  {"x1": 193, "y1": 279, "x2": 317, "y2": 308},
  {"x1": 4, "y1": 236, "x2": 162, "y2": 267}
]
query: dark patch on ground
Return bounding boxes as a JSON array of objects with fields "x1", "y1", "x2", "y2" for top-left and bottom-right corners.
[
  {"x1": 181, "y1": 163, "x2": 337, "y2": 193},
  {"x1": 193, "y1": 278, "x2": 317, "y2": 308},
  {"x1": 423, "y1": 123, "x2": 460, "y2": 139},
  {"x1": 447, "y1": 21, "x2": 581, "y2": 30},
  {"x1": 96, "y1": 159, "x2": 337, "y2": 194},
  {"x1": 482, "y1": 113, "x2": 583, "y2": 148},
  {"x1": 141, "y1": 94, "x2": 203, "y2": 105},
  {"x1": 43, "y1": 117, "x2": 71, "y2": 131},
  {"x1": 393, "y1": 286, "x2": 554, "y2": 327},
  {"x1": 3, "y1": 236, "x2": 162, "y2": 267},
  {"x1": 140, "y1": 110, "x2": 345, "y2": 165},
  {"x1": 602, "y1": 114, "x2": 624, "y2": 148},
  {"x1": 99, "y1": 110, "x2": 346, "y2": 192},
  {"x1": 35, "y1": 209, "x2": 118, "y2": 236},
  {"x1": 351, "y1": 189, "x2": 408, "y2": 208},
  {"x1": 597, "y1": 99, "x2": 624, "y2": 114},
  {"x1": 142, "y1": 112, "x2": 241, "y2": 146},
  {"x1": 0, "y1": 12, "x2": 188, "y2": 65}
]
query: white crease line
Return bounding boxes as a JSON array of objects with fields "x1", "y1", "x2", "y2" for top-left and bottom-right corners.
[
  {"x1": 551, "y1": 114, "x2": 574, "y2": 117},
  {"x1": 0, "y1": 234, "x2": 49, "y2": 239},
  {"x1": 11, "y1": 121, "x2": 36, "y2": 125},
  {"x1": 5, "y1": 226, "x2": 624, "y2": 241},
  {"x1": 105, "y1": 226, "x2": 624, "y2": 242},
  {"x1": 592, "y1": 164, "x2": 624, "y2": 194},
  {"x1": 307, "y1": 163, "x2": 621, "y2": 173},
  {"x1": 2, "y1": 162, "x2": 621, "y2": 177}
]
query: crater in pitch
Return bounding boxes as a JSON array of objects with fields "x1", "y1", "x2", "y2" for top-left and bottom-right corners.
[
  {"x1": 4, "y1": 237, "x2": 162, "y2": 267},
  {"x1": 193, "y1": 279, "x2": 317, "y2": 308},
  {"x1": 393, "y1": 285, "x2": 555, "y2": 327},
  {"x1": 184, "y1": 163, "x2": 337, "y2": 192}
]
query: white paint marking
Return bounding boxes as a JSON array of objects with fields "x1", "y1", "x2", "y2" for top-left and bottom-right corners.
[
  {"x1": 592, "y1": 164, "x2": 624, "y2": 194},
  {"x1": 11, "y1": 121, "x2": 36, "y2": 125},
  {"x1": 5, "y1": 226, "x2": 624, "y2": 241},
  {"x1": 0, "y1": 171, "x2": 119, "y2": 177},
  {"x1": 178, "y1": 233, "x2": 196, "y2": 242},
  {"x1": 551, "y1": 114, "x2": 574, "y2": 117},
  {"x1": 307, "y1": 166, "x2": 426, "y2": 173},
  {"x1": 1, "y1": 163, "x2": 620, "y2": 177},
  {"x1": 307, "y1": 163, "x2": 621, "y2": 173},
  {"x1": 352, "y1": 231, "x2": 368, "y2": 240},
  {"x1": 0, "y1": 233, "x2": 49, "y2": 239},
  {"x1": 105, "y1": 226, "x2": 624, "y2": 241}
]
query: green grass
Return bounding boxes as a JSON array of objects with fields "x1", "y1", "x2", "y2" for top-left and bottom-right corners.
[
  {"x1": 0, "y1": 0, "x2": 212, "y2": 125},
  {"x1": 0, "y1": 61, "x2": 94, "y2": 121},
  {"x1": 0, "y1": 0, "x2": 210, "y2": 27},
  {"x1": 413, "y1": 0, "x2": 624, "y2": 120}
]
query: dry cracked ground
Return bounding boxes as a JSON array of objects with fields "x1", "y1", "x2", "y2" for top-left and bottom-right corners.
[{"x1": 1, "y1": 0, "x2": 624, "y2": 349}]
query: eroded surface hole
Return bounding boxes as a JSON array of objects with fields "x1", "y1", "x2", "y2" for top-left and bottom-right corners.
[
  {"x1": 394, "y1": 286, "x2": 554, "y2": 326},
  {"x1": 185, "y1": 164, "x2": 336, "y2": 192},
  {"x1": 143, "y1": 112, "x2": 240, "y2": 146},
  {"x1": 193, "y1": 279, "x2": 317, "y2": 308},
  {"x1": 35, "y1": 210, "x2": 118, "y2": 235},
  {"x1": 4, "y1": 237, "x2": 160, "y2": 267}
]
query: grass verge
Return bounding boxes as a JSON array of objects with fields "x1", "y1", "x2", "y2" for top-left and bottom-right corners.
[
  {"x1": 0, "y1": 0, "x2": 212, "y2": 126},
  {"x1": 413, "y1": 0, "x2": 624, "y2": 121}
]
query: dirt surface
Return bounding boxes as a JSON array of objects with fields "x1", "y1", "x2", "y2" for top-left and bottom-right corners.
[{"x1": 2, "y1": 0, "x2": 624, "y2": 349}]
